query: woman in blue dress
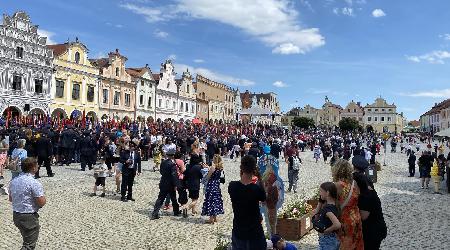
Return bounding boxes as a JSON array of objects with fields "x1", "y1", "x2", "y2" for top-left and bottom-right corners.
[{"x1": 201, "y1": 154, "x2": 224, "y2": 224}]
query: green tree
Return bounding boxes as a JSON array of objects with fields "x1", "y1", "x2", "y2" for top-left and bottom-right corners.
[
  {"x1": 339, "y1": 117, "x2": 360, "y2": 131},
  {"x1": 292, "y1": 117, "x2": 315, "y2": 129}
]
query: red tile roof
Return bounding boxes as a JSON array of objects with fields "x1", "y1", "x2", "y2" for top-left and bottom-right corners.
[
  {"x1": 89, "y1": 58, "x2": 110, "y2": 68},
  {"x1": 47, "y1": 43, "x2": 69, "y2": 57}
]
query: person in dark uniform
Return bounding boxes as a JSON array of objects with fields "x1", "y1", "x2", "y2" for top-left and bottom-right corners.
[
  {"x1": 79, "y1": 130, "x2": 97, "y2": 171},
  {"x1": 151, "y1": 148, "x2": 181, "y2": 219},
  {"x1": 34, "y1": 131, "x2": 54, "y2": 178},
  {"x1": 120, "y1": 141, "x2": 141, "y2": 202},
  {"x1": 60, "y1": 126, "x2": 77, "y2": 166}
]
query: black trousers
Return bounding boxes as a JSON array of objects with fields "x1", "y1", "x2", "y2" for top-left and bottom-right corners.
[
  {"x1": 152, "y1": 188, "x2": 180, "y2": 217},
  {"x1": 447, "y1": 166, "x2": 450, "y2": 193},
  {"x1": 80, "y1": 154, "x2": 95, "y2": 170},
  {"x1": 62, "y1": 148, "x2": 74, "y2": 165},
  {"x1": 37, "y1": 156, "x2": 53, "y2": 177},
  {"x1": 409, "y1": 164, "x2": 415, "y2": 177},
  {"x1": 121, "y1": 173, "x2": 135, "y2": 199}
]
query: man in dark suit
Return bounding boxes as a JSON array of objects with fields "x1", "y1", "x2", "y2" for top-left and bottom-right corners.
[
  {"x1": 120, "y1": 141, "x2": 141, "y2": 202},
  {"x1": 60, "y1": 125, "x2": 77, "y2": 166},
  {"x1": 79, "y1": 130, "x2": 97, "y2": 171},
  {"x1": 151, "y1": 148, "x2": 180, "y2": 219},
  {"x1": 34, "y1": 131, "x2": 54, "y2": 178}
]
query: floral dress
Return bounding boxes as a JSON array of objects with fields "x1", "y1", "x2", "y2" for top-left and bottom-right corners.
[
  {"x1": 201, "y1": 169, "x2": 224, "y2": 216},
  {"x1": 337, "y1": 180, "x2": 364, "y2": 250}
]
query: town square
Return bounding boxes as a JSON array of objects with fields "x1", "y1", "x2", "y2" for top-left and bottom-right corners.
[{"x1": 1, "y1": 1, "x2": 450, "y2": 250}]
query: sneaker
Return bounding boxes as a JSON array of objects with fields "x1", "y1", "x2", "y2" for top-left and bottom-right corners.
[
  {"x1": 151, "y1": 214, "x2": 160, "y2": 220},
  {"x1": 116, "y1": 189, "x2": 120, "y2": 194},
  {"x1": 100, "y1": 193, "x2": 105, "y2": 197},
  {"x1": 90, "y1": 193, "x2": 97, "y2": 197},
  {"x1": 3, "y1": 187, "x2": 9, "y2": 195}
]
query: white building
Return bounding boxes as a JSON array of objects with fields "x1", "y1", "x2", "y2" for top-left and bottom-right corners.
[
  {"x1": 234, "y1": 89, "x2": 242, "y2": 121},
  {"x1": 126, "y1": 65, "x2": 156, "y2": 121},
  {"x1": 0, "y1": 11, "x2": 53, "y2": 117},
  {"x1": 154, "y1": 60, "x2": 179, "y2": 121},
  {"x1": 177, "y1": 69, "x2": 196, "y2": 122}
]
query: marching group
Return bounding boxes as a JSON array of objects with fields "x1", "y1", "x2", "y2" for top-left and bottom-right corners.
[{"x1": 0, "y1": 120, "x2": 446, "y2": 250}]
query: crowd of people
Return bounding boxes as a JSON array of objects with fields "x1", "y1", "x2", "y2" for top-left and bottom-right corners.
[{"x1": 0, "y1": 119, "x2": 448, "y2": 250}]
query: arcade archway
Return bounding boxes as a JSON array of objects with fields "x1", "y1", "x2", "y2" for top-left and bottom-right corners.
[
  {"x1": 51, "y1": 108, "x2": 67, "y2": 119},
  {"x1": 2, "y1": 106, "x2": 21, "y2": 118}
]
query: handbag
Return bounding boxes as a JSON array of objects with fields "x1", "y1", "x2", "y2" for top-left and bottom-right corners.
[{"x1": 220, "y1": 170, "x2": 226, "y2": 184}]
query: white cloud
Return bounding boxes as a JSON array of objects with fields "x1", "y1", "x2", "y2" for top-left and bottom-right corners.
[
  {"x1": 120, "y1": 0, "x2": 325, "y2": 55},
  {"x1": 406, "y1": 50, "x2": 450, "y2": 64},
  {"x1": 333, "y1": 8, "x2": 340, "y2": 15},
  {"x1": 401, "y1": 89, "x2": 450, "y2": 98},
  {"x1": 272, "y1": 43, "x2": 300, "y2": 55},
  {"x1": 273, "y1": 81, "x2": 288, "y2": 88},
  {"x1": 193, "y1": 59, "x2": 205, "y2": 63},
  {"x1": 37, "y1": 29, "x2": 56, "y2": 44},
  {"x1": 342, "y1": 7, "x2": 354, "y2": 16},
  {"x1": 174, "y1": 63, "x2": 255, "y2": 86},
  {"x1": 168, "y1": 54, "x2": 177, "y2": 60},
  {"x1": 439, "y1": 34, "x2": 450, "y2": 41},
  {"x1": 154, "y1": 29, "x2": 169, "y2": 38},
  {"x1": 372, "y1": 9, "x2": 386, "y2": 18}
]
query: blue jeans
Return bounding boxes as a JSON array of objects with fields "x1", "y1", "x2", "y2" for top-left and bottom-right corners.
[{"x1": 318, "y1": 233, "x2": 340, "y2": 250}]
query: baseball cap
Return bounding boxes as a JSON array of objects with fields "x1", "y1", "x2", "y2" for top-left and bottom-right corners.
[{"x1": 352, "y1": 155, "x2": 369, "y2": 171}]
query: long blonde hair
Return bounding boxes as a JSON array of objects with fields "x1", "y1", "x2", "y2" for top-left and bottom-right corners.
[{"x1": 213, "y1": 154, "x2": 223, "y2": 170}]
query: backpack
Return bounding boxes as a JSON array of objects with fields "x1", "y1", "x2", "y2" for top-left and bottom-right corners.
[{"x1": 292, "y1": 157, "x2": 301, "y2": 171}]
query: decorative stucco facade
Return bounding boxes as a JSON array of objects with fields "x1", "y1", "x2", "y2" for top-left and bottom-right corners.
[
  {"x1": 0, "y1": 11, "x2": 53, "y2": 117},
  {"x1": 126, "y1": 65, "x2": 156, "y2": 121},
  {"x1": 154, "y1": 60, "x2": 178, "y2": 121},
  {"x1": 177, "y1": 69, "x2": 196, "y2": 121}
]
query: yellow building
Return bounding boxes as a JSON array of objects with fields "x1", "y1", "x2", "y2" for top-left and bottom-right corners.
[{"x1": 48, "y1": 39, "x2": 100, "y2": 120}]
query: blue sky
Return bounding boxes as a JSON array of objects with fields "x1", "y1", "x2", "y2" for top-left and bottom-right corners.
[{"x1": 3, "y1": 0, "x2": 450, "y2": 120}]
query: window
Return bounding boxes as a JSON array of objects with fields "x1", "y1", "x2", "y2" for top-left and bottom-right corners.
[
  {"x1": 353, "y1": 109, "x2": 356, "y2": 112},
  {"x1": 125, "y1": 93, "x2": 130, "y2": 106},
  {"x1": 87, "y1": 86, "x2": 94, "y2": 102},
  {"x1": 141, "y1": 80, "x2": 144, "y2": 87},
  {"x1": 72, "y1": 83, "x2": 80, "y2": 100},
  {"x1": 187, "y1": 85, "x2": 190, "y2": 93},
  {"x1": 381, "y1": 117, "x2": 385, "y2": 122},
  {"x1": 34, "y1": 79, "x2": 43, "y2": 94},
  {"x1": 375, "y1": 117, "x2": 378, "y2": 122},
  {"x1": 192, "y1": 104, "x2": 195, "y2": 113},
  {"x1": 375, "y1": 109, "x2": 378, "y2": 111},
  {"x1": 173, "y1": 101, "x2": 176, "y2": 109},
  {"x1": 74, "y1": 52, "x2": 80, "y2": 64},
  {"x1": 180, "y1": 102, "x2": 184, "y2": 112},
  {"x1": 148, "y1": 97, "x2": 152, "y2": 107},
  {"x1": 368, "y1": 109, "x2": 372, "y2": 112},
  {"x1": 165, "y1": 100, "x2": 169, "y2": 108},
  {"x1": 114, "y1": 91, "x2": 120, "y2": 105},
  {"x1": 167, "y1": 83, "x2": 170, "y2": 89},
  {"x1": 185, "y1": 104, "x2": 189, "y2": 112},
  {"x1": 368, "y1": 117, "x2": 372, "y2": 122},
  {"x1": 140, "y1": 95, "x2": 144, "y2": 106},
  {"x1": 382, "y1": 109, "x2": 385, "y2": 112},
  {"x1": 12, "y1": 75, "x2": 21, "y2": 90},
  {"x1": 159, "y1": 99, "x2": 162, "y2": 108},
  {"x1": 115, "y1": 67, "x2": 120, "y2": 77},
  {"x1": 56, "y1": 80, "x2": 64, "y2": 98},
  {"x1": 388, "y1": 117, "x2": 391, "y2": 122},
  {"x1": 388, "y1": 109, "x2": 392, "y2": 112},
  {"x1": 102, "y1": 89, "x2": 108, "y2": 103},
  {"x1": 16, "y1": 47, "x2": 24, "y2": 59}
]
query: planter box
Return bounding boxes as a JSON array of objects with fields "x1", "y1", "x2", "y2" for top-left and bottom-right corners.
[
  {"x1": 306, "y1": 199, "x2": 319, "y2": 208},
  {"x1": 276, "y1": 212, "x2": 313, "y2": 241}
]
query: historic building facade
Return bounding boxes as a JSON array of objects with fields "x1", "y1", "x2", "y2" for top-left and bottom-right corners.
[
  {"x1": 48, "y1": 39, "x2": 100, "y2": 120},
  {"x1": 208, "y1": 99, "x2": 224, "y2": 122},
  {"x1": 154, "y1": 60, "x2": 178, "y2": 121},
  {"x1": 363, "y1": 97, "x2": 404, "y2": 133},
  {"x1": 0, "y1": 11, "x2": 54, "y2": 117},
  {"x1": 195, "y1": 74, "x2": 236, "y2": 123},
  {"x1": 90, "y1": 49, "x2": 135, "y2": 120},
  {"x1": 318, "y1": 97, "x2": 343, "y2": 127},
  {"x1": 240, "y1": 90, "x2": 282, "y2": 124},
  {"x1": 234, "y1": 89, "x2": 242, "y2": 121},
  {"x1": 125, "y1": 65, "x2": 156, "y2": 121},
  {"x1": 281, "y1": 105, "x2": 320, "y2": 126},
  {"x1": 177, "y1": 69, "x2": 196, "y2": 121},
  {"x1": 340, "y1": 100, "x2": 364, "y2": 123}
]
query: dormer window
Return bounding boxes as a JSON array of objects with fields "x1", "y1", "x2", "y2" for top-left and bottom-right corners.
[
  {"x1": 75, "y1": 52, "x2": 80, "y2": 64},
  {"x1": 167, "y1": 83, "x2": 170, "y2": 89},
  {"x1": 115, "y1": 67, "x2": 119, "y2": 77},
  {"x1": 187, "y1": 85, "x2": 190, "y2": 93}
]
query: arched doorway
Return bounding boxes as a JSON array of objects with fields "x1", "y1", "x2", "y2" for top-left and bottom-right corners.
[
  {"x1": 2, "y1": 106, "x2": 21, "y2": 119},
  {"x1": 86, "y1": 111, "x2": 97, "y2": 122},
  {"x1": 29, "y1": 108, "x2": 45, "y2": 116},
  {"x1": 51, "y1": 108, "x2": 67, "y2": 119}
]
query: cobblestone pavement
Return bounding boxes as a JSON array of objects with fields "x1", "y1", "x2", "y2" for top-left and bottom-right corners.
[{"x1": 1, "y1": 147, "x2": 450, "y2": 250}]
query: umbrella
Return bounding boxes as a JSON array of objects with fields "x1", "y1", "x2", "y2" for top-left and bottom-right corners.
[{"x1": 192, "y1": 118, "x2": 203, "y2": 125}]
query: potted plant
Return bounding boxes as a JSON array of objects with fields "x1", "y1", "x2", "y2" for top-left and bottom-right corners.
[
  {"x1": 276, "y1": 200, "x2": 314, "y2": 240},
  {"x1": 306, "y1": 187, "x2": 320, "y2": 208}
]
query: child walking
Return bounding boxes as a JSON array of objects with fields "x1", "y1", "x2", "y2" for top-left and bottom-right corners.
[
  {"x1": 91, "y1": 157, "x2": 108, "y2": 197},
  {"x1": 312, "y1": 182, "x2": 341, "y2": 250}
]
